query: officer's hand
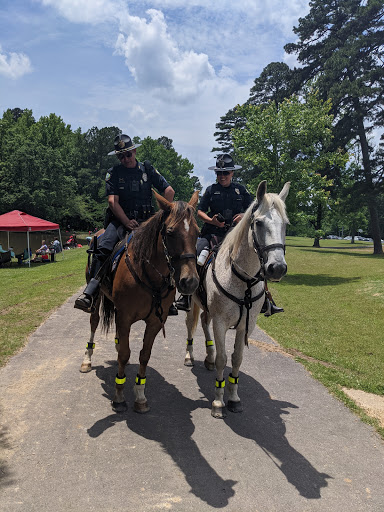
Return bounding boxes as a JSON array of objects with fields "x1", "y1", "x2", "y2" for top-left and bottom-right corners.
[
  {"x1": 125, "y1": 219, "x2": 139, "y2": 231},
  {"x1": 211, "y1": 214, "x2": 225, "y2": 228},
  {"x1": 232, "y1": 214, "x2": 243, "y2": 225}
]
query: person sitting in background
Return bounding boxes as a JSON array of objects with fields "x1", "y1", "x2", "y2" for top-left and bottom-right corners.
[{"x1": 36, "y1": 241, "x2": 48, "y2": 256}]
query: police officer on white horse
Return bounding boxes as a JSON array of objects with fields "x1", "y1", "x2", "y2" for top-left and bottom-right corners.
[
  {"x1": 75, "y1": 134, "x2": 175, "y2": 313},
  {"x1": 176, "y1": 153, "x2": 283, "y2": 316}
]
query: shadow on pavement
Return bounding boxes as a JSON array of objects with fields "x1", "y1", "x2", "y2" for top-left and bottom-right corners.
[
  {"x1": 87, "y1": 361, "x2": 236, "y2": 509},
  {"x1": 191, "y1": 364, "x2": 332, "y2": 499}
]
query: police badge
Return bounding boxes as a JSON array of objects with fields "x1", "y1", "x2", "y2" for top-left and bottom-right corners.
[
  {"x1": 142, "y1": 172, "x2": 148, "y2": 182},
  {"x1": 235, "y1": 188, "x2": 240, "y2": 195}
]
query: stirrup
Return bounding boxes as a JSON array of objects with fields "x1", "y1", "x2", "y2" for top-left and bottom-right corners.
[{"x1": 175, "y1": 295, "x2": 191, "y2": 312}]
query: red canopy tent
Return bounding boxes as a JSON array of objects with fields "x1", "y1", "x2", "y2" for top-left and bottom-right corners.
[{"x1": 0, "y1": 210, "x2": 63, "y2": 266}]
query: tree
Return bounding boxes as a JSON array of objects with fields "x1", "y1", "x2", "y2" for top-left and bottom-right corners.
[
  {"x1": 285, "y1": 0, "x2": 384, "y2": 253},
  {"x1": 232, "y1": 92, "x2": 348, "y2": 246},
  {"x1": 135, "y1": 136, "x2": 201, "y2": 201}
]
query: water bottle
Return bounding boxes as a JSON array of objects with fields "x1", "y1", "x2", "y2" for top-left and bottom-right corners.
[{"x1": 197, "y1": 247, "x2": 209, "y2": 266}]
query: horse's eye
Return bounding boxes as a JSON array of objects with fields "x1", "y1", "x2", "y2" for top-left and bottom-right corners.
[
  {"x1": 166, "y1": 229, "x2": 175, "y2": 237},
  {"x1": 255, "y1": 219, "x2": 263, "y2": 227}
]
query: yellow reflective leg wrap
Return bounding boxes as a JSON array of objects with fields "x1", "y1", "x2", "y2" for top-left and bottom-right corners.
[
  {"x1": 115, "y1": 374, "x2": 126, "y2": 385},
  {"x1": 205, "y1": 340, "x2": 214, "y2": 347},
  {"x1": 228, "y1": 373, "x2": 239, "y2": 385},
  {"x1": 186, "y1": 339, "x2": 193, "y2": 346},
  {"x1": 215, "y1": 378, "x2": 226, "y2": 388},
  {"x1": 87, "y1": 342, "x2": 95, "y2": 350},
  {"x1": 135, "y1": 374, "x2": 146, "y2": 385},
  {"x1": 115, "y1": 337, "x2": 119, "y2": 345}
]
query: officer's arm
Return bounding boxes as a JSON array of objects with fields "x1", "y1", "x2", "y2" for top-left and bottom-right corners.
[
  {"x1": 198, "y1": 210, "x2": 225, "y2": 227},
  {"x1": 108, "y1": 195, "x2": 139, "y2": 230},
  {"x1": 163, "y1": 186, "x2": 175, "y2": 202}
]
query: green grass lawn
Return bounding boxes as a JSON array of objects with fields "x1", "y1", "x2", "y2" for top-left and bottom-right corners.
[
  {"x1": 0, "y1": 247, "x2": 88, "y2": 366},
  {"x1": 1, "y1": 236, "x2": 383, "y2": 434}
]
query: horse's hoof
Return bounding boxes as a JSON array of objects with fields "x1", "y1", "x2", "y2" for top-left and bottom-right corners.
[
  {"x1": 227, "y1": 400, "x2": 243, "y2": 413},
  {"x1": 134, "y1": 401, "x2": 150, "y2": 414},
  {"x1": 184, "y1": 357, "x2": 194, "y2": 367},
  {"x1": 112, "y1": 401, "x2": 127, "y2": 413},
  {"x1": 204, "y1": 359, "x2": 215, "y2": 371},
  {"x1": 211, "y1": 405, "x2": 227, "y2": 419},
  {"x1": 80, "y1": 364, "x2": 92, "y2": 373}
]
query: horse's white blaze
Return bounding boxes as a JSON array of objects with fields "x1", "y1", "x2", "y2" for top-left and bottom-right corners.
[{"x1": 184, "y1": 218, "x2": 190, "y2": 233}]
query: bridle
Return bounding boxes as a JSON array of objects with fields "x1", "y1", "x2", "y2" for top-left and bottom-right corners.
[{"x1": 250, "y1": 202, "x2": 286, "y2": 267}]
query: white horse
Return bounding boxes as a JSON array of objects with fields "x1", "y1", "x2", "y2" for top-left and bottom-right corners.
[{"x1": 184, "y1": 180, "x2": 290, "y2": 418}]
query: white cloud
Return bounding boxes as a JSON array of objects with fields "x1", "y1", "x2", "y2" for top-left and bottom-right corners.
[
  {"x1": 0, "y1": 46, "x2": 32, "y2": 79},
  {"x1": 39, "y1": 0, "x2": 119, "y2": 24}
]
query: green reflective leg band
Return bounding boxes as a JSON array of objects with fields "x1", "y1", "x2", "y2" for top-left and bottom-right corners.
[
  {"x1": 228, "y1": 373, "x2": 239, "y2": 385},
  {"x1": 115, "y1": 338, "x2": 119, "y2": 345},
  {"x1": 135, "y1": 374, "x2": 146, "y2": 385},
  {"x1": 87, "y1": 342, "x2": 95, "y2": 350},
  {"x1": 215, "y1": 378, "x2": 226, "y2": 388},
  {"x1": 205, "y1": 340, "x2": 214, "y2": 347},
  {"x1": 186, "y1": 339, "x2": 193, "y2": 346},
  {"x1": 115, "y1": 374, "x2": 126, "y2": 385}
]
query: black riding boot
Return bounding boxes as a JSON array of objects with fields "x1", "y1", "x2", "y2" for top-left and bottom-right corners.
[
  {"x1": 261, "y1": 297, "x2": 284, "y2": 317},
  {"x1": 175, "y1": 294, "x2": 191, "y2": 312},
  {"x1": 168, "y1": 303, "x2": 179, "y2": 316},
  {"x1": 74, "y1": 257, "x2": 103, "y2": 313}
]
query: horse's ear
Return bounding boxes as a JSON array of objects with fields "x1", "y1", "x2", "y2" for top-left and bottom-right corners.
[
  {"x1": 257, "y1": 180, "x2": 267, "y2": 204},
  {"x1": 279, "y1": 182, "x2": 290, "y2": 202},
  {"x1": 188, "y1": 190, "x2": 199, "y2": 210},
  {"x1": 152, "y1": 189, "x2": 172, "y2": 212}
]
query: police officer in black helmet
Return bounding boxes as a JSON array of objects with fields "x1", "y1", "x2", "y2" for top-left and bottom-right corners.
[
  {"x1": 176, "y1": 153, "x2": 284, "y2": 316},
  {"x1": 75, "y1": 134, "x2": 175, "y2": 313}
]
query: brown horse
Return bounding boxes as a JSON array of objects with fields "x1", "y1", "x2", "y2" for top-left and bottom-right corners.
[{"x1": 80, "y1": 190, "x2": 199, "y2": 412}]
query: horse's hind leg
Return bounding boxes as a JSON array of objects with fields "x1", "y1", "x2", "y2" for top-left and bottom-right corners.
[
  {"x1": 227, "y1": 328, "x2": 246, "y2": 413},
  {"x1": 201, "y1": 310, "x2": 215, "y2": 371},
  {"x1": 80, "y1": 296, "x2": 101, "y2": 373},
  {"x1": 184, "y1": 301, "x2": 199, "y2": 366}
]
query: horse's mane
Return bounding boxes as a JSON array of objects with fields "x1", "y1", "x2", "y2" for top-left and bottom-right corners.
[
  {"x1": 218, "y1": 192, "x2": 289, "y2": 265},
  {"x1": 131, "y1": 201, "x2": 198, "y2": 264}
]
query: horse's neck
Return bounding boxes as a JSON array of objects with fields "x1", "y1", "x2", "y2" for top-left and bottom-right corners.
[{"x1": 217, "y1": 229, "x2": 260, "y2": 278}]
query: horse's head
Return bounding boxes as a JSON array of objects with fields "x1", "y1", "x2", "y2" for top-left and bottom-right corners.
[
  {"x1": 154, "y1": 190, "x2": 200, "y2": 295},
  {"x1": 251, "y1": 181, "x2": 290, "y2": 281}
]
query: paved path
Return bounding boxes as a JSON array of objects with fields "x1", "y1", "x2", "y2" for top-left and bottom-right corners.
[{"x1": 1, "y1": 290, "x2": 384, "y2": 511}]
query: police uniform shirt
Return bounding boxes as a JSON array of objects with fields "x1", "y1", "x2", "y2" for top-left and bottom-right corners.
[
  {"x1": 199, "y1": 182, "x2": 253, "y2": 236},
  {"x1": 105, "y1": 161, "x2": 169, "y2": 217}
]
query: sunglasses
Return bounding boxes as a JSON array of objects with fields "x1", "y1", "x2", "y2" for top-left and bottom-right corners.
[
  {"x1": 215, "y1": 170, "x2": 231, "y2": 176},
  {"x1": 118, "y1": 151, "x2": 133, "y2": 160}
]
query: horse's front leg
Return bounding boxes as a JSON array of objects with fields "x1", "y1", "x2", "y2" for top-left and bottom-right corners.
[
  {"x1": 201, "y1": 310, "x2": 215, "y2": 371},
  {"x1": 211, "y1": 320, "x2": 228, "y2": 419},
  {"x1": 112, "y1": 313, "x2": 131, "y2": 412},
  {"x1": 80, "y1": 296, "x2": 101, "y2": 373},
  {"x1": 227, "y1": 328, "x2": 246, "y2": 413},
  {"x1": 184, "y1": 301, "x2": 198, "y2": 366},
  {"x1": 134, "y1": 320, "x2": 162, "y2": 413}
]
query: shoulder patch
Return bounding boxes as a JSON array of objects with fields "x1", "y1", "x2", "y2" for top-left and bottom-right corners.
[
  {"x1": 154, "y1": 168, "x2": 160, "y2": 175},
  {"x1": 105, "y1": 172, "x2": 111, "y2": 181}
]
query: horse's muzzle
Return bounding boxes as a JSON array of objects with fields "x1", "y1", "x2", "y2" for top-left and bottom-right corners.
[
  {"x1": 177, "y1": 275, "x2": 199, "y2": 295},
  {"x1": 265, "y1": 262, "x2": 287, "y2": 281}
]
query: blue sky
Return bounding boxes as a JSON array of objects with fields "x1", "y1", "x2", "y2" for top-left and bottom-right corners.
[{"x1": 0, "y1": 0, "x2": 309, "y2": 188}]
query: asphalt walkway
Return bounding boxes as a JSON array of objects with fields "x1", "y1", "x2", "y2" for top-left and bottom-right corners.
[{"x1": 1, "y1": 290, "x2": 383, "y2": 511}]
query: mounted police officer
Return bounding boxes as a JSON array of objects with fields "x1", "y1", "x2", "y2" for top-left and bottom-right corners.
[
  {"x1": 75, "y1": 134, "x2": 175, "y2": 313},
  {"x1": 175, "y1": 153, "x2": 283, "y2": 316}
]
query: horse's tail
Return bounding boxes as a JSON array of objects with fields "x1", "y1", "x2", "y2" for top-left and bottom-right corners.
[{"x1": 101, "y1": 293, "x2": 115, "y2": 333}]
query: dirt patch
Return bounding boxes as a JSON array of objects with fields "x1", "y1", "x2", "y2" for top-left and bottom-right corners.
[{"x1": 343, "y1": 388, "x2": 384, "y2": 428}]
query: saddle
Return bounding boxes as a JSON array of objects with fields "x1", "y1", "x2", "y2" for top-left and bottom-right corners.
[{"x1": 196, "y1": 240, "x2": 221, "y2": 311}]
